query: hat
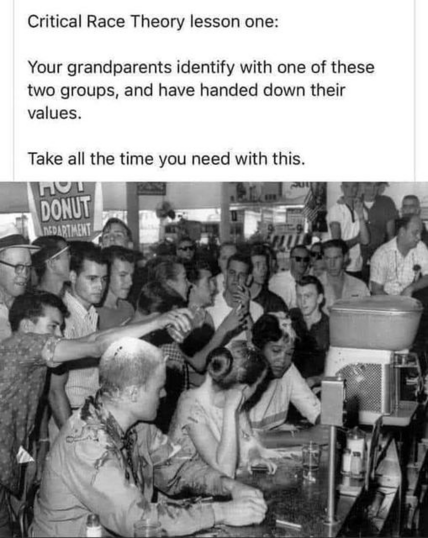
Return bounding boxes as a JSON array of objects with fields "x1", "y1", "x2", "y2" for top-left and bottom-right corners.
[{"x1": 0, "y1": 223, "x2": 40, "y2": 253}]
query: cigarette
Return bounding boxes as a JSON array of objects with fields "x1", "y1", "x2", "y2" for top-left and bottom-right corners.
[{"x1": 276, "y1": 519, "x2": 302, "y2": 531}]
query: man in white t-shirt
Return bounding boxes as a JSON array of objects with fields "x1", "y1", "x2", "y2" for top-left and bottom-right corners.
[
  {"x1": 207, "y1": 253, "x2": 263, "y2": 343},
  {"x1": 327, "y1": 183, "x2": 370, "y2": 278}
]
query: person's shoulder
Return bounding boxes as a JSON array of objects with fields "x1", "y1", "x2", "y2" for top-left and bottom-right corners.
[
  {"x1": 372, "y1": 238, "x2": 394, "y2": 258},
  {"x1": 376, "y1": 194, "x2": 397, "y2": 209}
]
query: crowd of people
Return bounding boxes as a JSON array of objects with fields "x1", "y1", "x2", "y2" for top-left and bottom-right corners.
[{"x1": 1, "y1": 182, "x2": 428, "y2": 537}]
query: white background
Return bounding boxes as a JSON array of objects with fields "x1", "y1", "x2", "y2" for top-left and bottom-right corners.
[{"x1": 9, "y1": 0, "x2": 415, "y2": 182}]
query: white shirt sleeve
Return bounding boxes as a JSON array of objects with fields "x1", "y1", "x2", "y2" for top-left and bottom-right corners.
[
  {"x1": 417, "y1": 243, "x2": 428, "y2": 275},
  {"x1": 369, "y1": 246, "x2": 388, "y2": 285}
]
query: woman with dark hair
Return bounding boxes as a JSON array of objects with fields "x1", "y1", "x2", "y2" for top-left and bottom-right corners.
[
  {"x1": 249, "y1": 313, "x2": 321, "y2": 434},
  {"x1": 169, "y1": 341, "x2": 279, "y2": 478}
]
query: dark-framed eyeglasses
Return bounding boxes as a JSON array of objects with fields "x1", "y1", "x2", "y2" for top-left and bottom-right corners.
[
  {"x1": 291, "y1": 256, "x2": 310, "y2": 263},
  {"x1": 179, "y1": 246, "x2": 195, "y2": 252},
  {"x1": 310, "y1": 252, "x2": 323, "y2": 260},
  {"x1": 0, "y1": 260, "x2": 32, "y2": 275}
]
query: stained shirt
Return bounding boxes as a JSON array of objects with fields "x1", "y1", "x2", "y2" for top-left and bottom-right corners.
[
  {"x1": 0, "y1": 289, "x2": 12, "y2": 342},
  {"x1": 63, "y1": 292, "x2": 99, "y2": 408},
  {"x1": 0, "y1": 333, "x2": 61, "y2": 494},
  {"x1": 32, "y1": 395, "x2": 230, "y2": 538},
  {"x1": 249, "y1": 365, "x2": 321, "y2": 431},
  {"x1": 319, "y1": 272, "x2": 370, "y2": 312}
]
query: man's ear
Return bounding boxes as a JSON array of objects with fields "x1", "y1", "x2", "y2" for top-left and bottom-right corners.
[
  {"x1": 317, "y1": 293, "x2": 324, "y2": 307},
  {"x1": 20, "y1": 318, "x2": 35, "y2": 334},
  {"x1": 69, "y1": 270, "x2": 77, "y2": 286}
]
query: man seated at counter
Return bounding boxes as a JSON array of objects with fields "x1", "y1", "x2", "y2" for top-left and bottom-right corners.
[
  {"x1": 370, "y1": 215, "x2": 428, "y2": 296},
  {"x1": 249, "y1": 313, "x2": 321, "y2": 432},
  {"x1": 32, "y1": 338, "x2": 267, "y2": 538},
  {"x1": 289, "y1": 276, "x2": 329, "y2": 389},
  {"x1": 319, "y1": 239, "x2": 369, "y2": 312}
]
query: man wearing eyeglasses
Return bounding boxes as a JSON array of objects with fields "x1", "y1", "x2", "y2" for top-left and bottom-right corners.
[
  {"x1": 0, "y1": 223, "x2": 39, "y2": 342},
  {"x1": 268, "y1": 245, "x2": 310, "y2": 309},
  {"x1": 176, "y1": 236, "x2": 196, "y2": 264}
]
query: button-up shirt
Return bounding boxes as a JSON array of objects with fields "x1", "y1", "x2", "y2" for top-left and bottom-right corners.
[
  {"x1": 0, "y1": 288, "x2": 12, "y2": 342},
  {"x1": 0, "y1": 333, "x2": 61, "y2": 495},
  {"x1": 63, "y1": 292, "x2": 99, "y2": 408},
  {"x1": 33, "y1": 395, "x2": 230, "y2": 538},
  {"x1": 370, "y1": 238, "x2": 428, "y2": 295}
]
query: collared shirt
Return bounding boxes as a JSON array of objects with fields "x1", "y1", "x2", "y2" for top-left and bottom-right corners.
[
  {"x1": 370, "y1": 238, "x2": 428, "y2": 295},
  {"x1": 0, "y1": 333, "x2": 61, "y2": 495},
  {"x1": 249, "y1": 365, "x2": 321, "y2": 431},
  {"x1": 268, "y1": 270, "x2": 297, "y2": 309},
  {"x1": 290, "y1": 309, "x2": 330, "y2": 379},
  {"x1": 0, "y1": 288, "x2": 12, "y2": 342},
  {"x1": 63, "y1": 291, "x2": 99, "y2": 408},
  {"x1": 32, "y1": 395, "x2": 228, "y2": 538},
  {"x1": 319, "y1": 272, "x2": 370, "y2": 312},
  {"x1": 327, "y1": 202, "x2": 363, "y2": 272},
  {"x1": 207, "y1": 292, "x2": 263, "y2": 342}
]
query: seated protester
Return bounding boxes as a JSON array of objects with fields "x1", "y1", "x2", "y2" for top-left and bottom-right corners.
[
  {"x1": 97, "y1": 246, "x2": 135, "y2": 330},
  {"x1": 32, "y1": 338, "x2": 267, "y2": 538},
  {"x1": 169, "y1": 342, "x2": 281, "y2": 479},
  {"x1": 370, "y1": 215, "x2": 428, "y2": 296},
  {"x1": 319, "y1": 239, "x2": 370, "y2": 312},
  {"x1": 31, "y1": 235, "x2": 70, "y2": 296},
  {"x1": 269, "y1": 245, "x2": 310, "y2": 309},
  {"x1": 181, "y1": 261, "x2": 245, "y2": 387},
  {"x1": 207, "y1": 253, "x2": 263, "y2": 344},
  {"x1": 249, "y1": 244, "x2": 287, "y2": 313},
  {"x1": 309, "y1": 242, "x2": 326, "y2": 278},
  {"x1": 249, "y1": 313, "x2": 321, "y2": 432},
  {"x1": 289, "y1": 276, "x2": 329, "y2": 388},
  {"x1": 0, "y1": 293, "x2": 193, "y2": 537}
]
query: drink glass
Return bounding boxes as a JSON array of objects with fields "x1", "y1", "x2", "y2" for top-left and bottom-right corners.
[
  {"x1": 133, "y1": 520, "x2": 163, "y2": 537},
  {"x1": 302, "y1": 442, "x2": 320, "y2": 480}
]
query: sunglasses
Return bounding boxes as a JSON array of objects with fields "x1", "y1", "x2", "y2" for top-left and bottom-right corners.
[
  {"x1": 291, "y1": 256, "x2": 310, "y2": 263},
  {"x1": 310, "y1": 252, "x2": 323, "y2": 260},
  {"x1": 179, "y1": 246, "x2": 194, "y2": 252}
]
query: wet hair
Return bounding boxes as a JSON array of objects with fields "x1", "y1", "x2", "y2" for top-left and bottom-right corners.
[
  {"x1": 99, "y1": 338, "x2": 162, "y2": 400},
  {"x1": 102, "y1": 245, "x2": 136, "y2": 267},
  {"x1": 206, "y1": 341, "x2": 268, "y2": 391},
  {"x1": 296, "y1": 275, "x2": 324, "y2": 296},
  {"x1": 152, "y1": 259, "x2": 184, "y2": 285},
  {"x1": 137, "y1": 280, "x2": 186, "y2": 315},
  {"x1": 322, "y1": 239, "x2": 349, "y2": 256},
  {"x1": 31, "y1": 236, "x2": 68, "y2": 279},
  {"x1": 226, "y1": 253, "x2": 252, "y2": 273},
  {"x1": 102, "y1": 218, "x2": 133, "y2": 243},
  {"x1": 9, "y1": 290, "x2": 69, "y2": 332},
  {"x1": 70, "y1": 241, "x2": 108, "y2": 276},
  {"x1": 252, "y1": 314, "x2": 295, "y2": 351},
  {"x1": 395, "y1": 214, "x2": 420, "y2": 235}
]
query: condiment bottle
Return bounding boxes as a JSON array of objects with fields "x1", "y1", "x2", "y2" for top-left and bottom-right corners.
[
  {"x1": 341, "y1": 448, "x2": 352, "y2": 474},
  {"x1": 351, "y1": 451, "x2": 363, "y2": 477},
  {"x1": 86, "y1": 514, "x2": 102, "y2": 537},
  {"x1": 347, "y1": 427, "x2": 365, "y2": 460}
]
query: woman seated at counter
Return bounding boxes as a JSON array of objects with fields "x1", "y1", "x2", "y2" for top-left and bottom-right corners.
[
  {"x1": 169, "y1": 341, "x2": 280, "y2": 478},
  {"x1": 248, "y1": 313, "x2": 321, "y2": 432}
]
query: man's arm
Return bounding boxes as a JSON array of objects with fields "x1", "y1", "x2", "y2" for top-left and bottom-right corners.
[
  {"x1": 48, "y1": 368, "x2": 72, "y2": 429},
  {"x1": 370, "y1": 281, "x2": 388, "y2": 295}
]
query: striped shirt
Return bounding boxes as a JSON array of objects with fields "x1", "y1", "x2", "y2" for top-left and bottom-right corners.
[
  {"x1": 370, "y1": 238, "x2": 428, "y2": 295},
  {"x1": 63, "y1": 292, "x2": 99, "y2": 408}
]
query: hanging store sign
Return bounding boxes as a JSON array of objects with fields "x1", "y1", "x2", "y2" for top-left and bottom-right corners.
[{"x1": 27, "y1": 182, "x2": 103, "y2": 240}]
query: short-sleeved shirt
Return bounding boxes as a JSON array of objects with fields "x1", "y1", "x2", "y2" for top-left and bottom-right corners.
[
  {"x1": 63, "y1": 292, "x2": 99, "y2": 408},
  {"x1": 249, "y1": 365, "x2": 321, "y2": 431},
  {"x1": 268, "y1": 270, "x2": 296, "y2": 309},
  {"x1": 0, "y1": 289, "x2": 12, "y2": 342},
  {"x1": 319, "y1": 272, "x2": 370, "y2": 312},
  {"x1": 290, "y1": 310, "x2": 330, "y2": 379},
  {"x1": 0, "y1": 333, "x2": 61, "y2": 494},
  {"x1": 370, "y1": 238, "x2": 428, "y2": 295},
  {"x1": 362, "y1": 195, "x2": 398, "y2": 260},
  {"x1": 33, "y1": 395, "x2": 227, "y2": 538},
  {"x1": 327, "y1": 202, "x2": 362, "y2": 272},
  {"x1": 207, "y1": 292, "x2": 263, "y2": 342}
]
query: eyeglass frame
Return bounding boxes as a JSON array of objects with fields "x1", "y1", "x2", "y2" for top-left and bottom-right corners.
[
  {"x1": 310, "y1": 252, "x2": 323, "y2": 260},
  {"x1": 0, "y1": 259, "x2": 33, "y2": 275},
  {"x1": 178, "y1": 245, "x2": 195, "y2": 252}
]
